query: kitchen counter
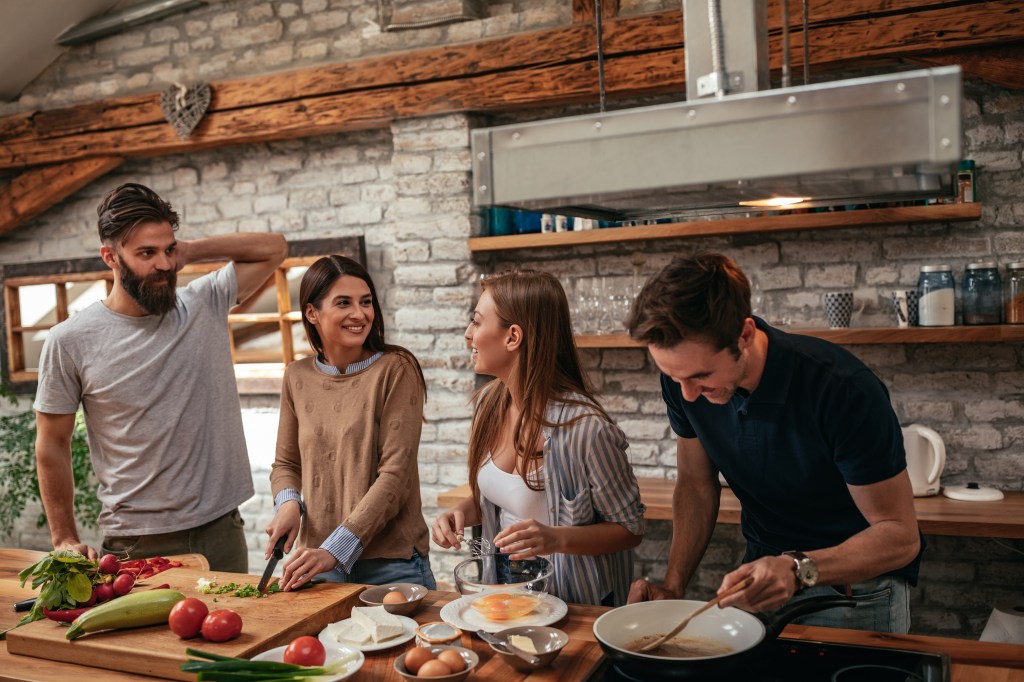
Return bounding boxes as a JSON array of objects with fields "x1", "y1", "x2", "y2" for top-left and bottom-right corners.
[
  {"x1": 2, "y1": 548, "x2": 1022, "y2": 681},
  {"x1": 439, "y1": 481, "x2": 1024, "y2": 538}
]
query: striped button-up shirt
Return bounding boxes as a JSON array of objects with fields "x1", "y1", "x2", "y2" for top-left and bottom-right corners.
[{"x1": 479, "y1": 395, "x2": 646, "y2": 606}]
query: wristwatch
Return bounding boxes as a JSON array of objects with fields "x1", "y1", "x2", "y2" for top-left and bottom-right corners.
[{"x1": 782, "y1": 550, "x2": 819, "y2": 592}]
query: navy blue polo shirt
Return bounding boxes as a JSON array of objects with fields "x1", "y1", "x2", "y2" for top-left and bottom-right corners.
[{"x1": 662, "y1": 317, "x2": 922, "y2": 585}]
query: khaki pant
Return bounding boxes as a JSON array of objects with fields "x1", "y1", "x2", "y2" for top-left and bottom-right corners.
[{"x1": 102, "y1": 509, "x2": 248, "y2": 573}]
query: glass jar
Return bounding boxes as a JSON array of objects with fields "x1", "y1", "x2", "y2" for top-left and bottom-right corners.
[
  {"x1": 1006, "y1": 262, "x2": 1024, "y2": 324},
  {"x1": 917, "y1": 265, "x2": 955, "y2": 326},
  {"x1": 962, "y1": 262, "x2": 1001, "y2": 325}
]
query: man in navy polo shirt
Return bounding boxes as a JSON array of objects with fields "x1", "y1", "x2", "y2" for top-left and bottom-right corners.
[{"x1": 624, "y1": 252, "x2": 922, "y2": 633}]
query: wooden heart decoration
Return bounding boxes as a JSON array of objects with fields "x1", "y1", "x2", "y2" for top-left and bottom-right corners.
[{"x1": 160, "y1": 82, "x2": 211, "y2": 139}]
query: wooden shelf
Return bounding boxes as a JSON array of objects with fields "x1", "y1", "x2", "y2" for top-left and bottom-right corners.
[
  {"x1": 468, "y1": 203, "x2": 983, "y2": 252},
  {"x1": 575, "y1": 325, "x2": 1024, "y2": 347},
  {"x1": 438, "y1": 481, "x2": 1024, "y2": 539}
]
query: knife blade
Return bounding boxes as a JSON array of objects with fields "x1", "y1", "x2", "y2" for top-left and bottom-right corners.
[{"x1": 258, "y1": 535, "x2": 287, "y2": 594}]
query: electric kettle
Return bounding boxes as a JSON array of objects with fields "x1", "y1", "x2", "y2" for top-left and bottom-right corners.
[{"x1": 902, "y1": 424, "x2": 946, "y2": 497}]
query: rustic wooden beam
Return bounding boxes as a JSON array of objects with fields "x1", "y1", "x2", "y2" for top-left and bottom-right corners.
[
  {"x1": 572, "y1": 0, "x2": 618, "y2": 23},
  {"x1": 2, "y1": 1, "x2": 1022, "y2": 172},
  {"x1": 2, "y1": 0, "x2": 1020, "y2": 152},
  {"x1": 0, "y1": 156, "x2": 123, "y2": 235},
  {"x1": 906, "y1": 43, "x2": 1024, "y2": 90}
]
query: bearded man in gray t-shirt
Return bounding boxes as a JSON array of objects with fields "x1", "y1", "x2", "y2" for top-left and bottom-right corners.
[{"x1": 34, "y1": 182, "x2": 287, "y2": 572}]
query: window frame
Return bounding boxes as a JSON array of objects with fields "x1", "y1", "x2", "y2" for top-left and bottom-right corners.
[{"x1": 1, "y1": 236, "x2": 364, "y2": 394}]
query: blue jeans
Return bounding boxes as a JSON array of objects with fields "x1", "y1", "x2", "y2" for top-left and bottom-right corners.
[
  {"x1": 785, "y1": 575, "x2": 911, "y2": 633},
  {"x1": 316, "y1": 551, "x2": 436, "y2": 590}
]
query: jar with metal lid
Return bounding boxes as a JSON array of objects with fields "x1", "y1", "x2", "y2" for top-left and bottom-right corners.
[
  {"x1": 917, "y1": 265, "x2": 955, "y2": 327},
  {"x1": 962, "y1": 262, "x2": 1001, "y2": 325},
  {"x1": 1006, "y1": 262, "x2": 1024, "y2": 324}
]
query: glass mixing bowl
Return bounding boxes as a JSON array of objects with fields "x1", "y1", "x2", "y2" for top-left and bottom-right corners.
[{"x1": 452, "y1": 554, "x2": 552, "y2": 596}]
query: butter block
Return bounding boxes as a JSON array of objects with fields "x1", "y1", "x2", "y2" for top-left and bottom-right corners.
[
  {"x1": 509, "y1": 634, "x2": 538, "y2": 654},
  {"x1": 350, "y1": 605, "x2": 404, "y2": 642}
]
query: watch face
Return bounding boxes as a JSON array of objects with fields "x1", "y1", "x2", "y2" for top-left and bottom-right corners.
[{"x1": 797, "y1": 560, "x2": 819, "y2": 587}]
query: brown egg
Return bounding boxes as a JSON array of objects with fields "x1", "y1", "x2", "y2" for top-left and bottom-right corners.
[
  {"x1": 436, "y1": 649, "x2": 465, "y2": 673},
  {"x1": 417, "y1": 659, "x2": 452, "y2": 677},
  {"x1": 403, "y1": 647, "x2": 435, "y2": 675},
  {"x1": 383, "y1": 590, "x2": 408, "y2": 604}
]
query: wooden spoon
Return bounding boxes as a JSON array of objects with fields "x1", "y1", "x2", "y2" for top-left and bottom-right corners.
[{"x1": 637, "y1": 576, "x2": 755, "y2": 653}]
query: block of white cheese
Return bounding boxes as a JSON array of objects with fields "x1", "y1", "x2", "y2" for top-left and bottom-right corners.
[
  {"x1": 508, "y1": 634, "x2": 538, "y2": 654},
  {"x1": 327, "y1": 619, "x2": 372, "y2": 645},
  {"x1": 350, "y1": 605, "x2": 404, "y2": 642}
]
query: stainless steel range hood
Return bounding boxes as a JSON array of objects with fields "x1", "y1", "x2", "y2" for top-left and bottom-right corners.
[{"x1": 470, "y1": 0, "x2": 962, "y2": 221}]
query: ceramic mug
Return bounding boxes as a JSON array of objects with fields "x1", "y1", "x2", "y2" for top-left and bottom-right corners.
[
  {"x1": 891, "y1": 289, "x2": 919, "y2": 327},
  {"x1": 822, "y1": 291, "x2": 863, "y2": 328}
]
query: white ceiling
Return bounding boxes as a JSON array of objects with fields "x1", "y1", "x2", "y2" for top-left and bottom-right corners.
[{"x1": 0, "y1": 0, "x2": 126, "y2": 101}]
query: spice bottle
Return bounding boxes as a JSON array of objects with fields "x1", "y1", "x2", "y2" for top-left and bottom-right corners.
[
  {"x1": 962, "y1": 262, "x2": 1001, "y2": 325},
  {"x1": 917, "y1": 265, "x2": 955, "y2": 327},
  {"x1": 1006, "y1": 262, "x2": 1024, "y2": 324},
  {"x1": 957, "y1": 160, "x2": 976, "y2": 203}
]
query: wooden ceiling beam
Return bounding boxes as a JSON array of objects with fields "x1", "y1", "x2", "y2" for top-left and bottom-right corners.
[
  {"x1": 2, "y1": 0, "x2": 1020, "y2": 152},
  {"x1": 0, "y1": 156, "x2": 122, "y2": 236},
  {"x1": 906, "y1": 42, "x2": 1024, "y2": 90}
]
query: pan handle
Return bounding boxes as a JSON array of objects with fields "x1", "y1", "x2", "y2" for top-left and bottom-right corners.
[{"x1": 759, "y1": 595, "x2": 857, "y2": 639}]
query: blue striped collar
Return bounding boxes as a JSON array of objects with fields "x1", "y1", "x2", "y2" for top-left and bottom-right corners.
[{"x1": 315, "y1": 351, "x2": 383, "y2": 375}]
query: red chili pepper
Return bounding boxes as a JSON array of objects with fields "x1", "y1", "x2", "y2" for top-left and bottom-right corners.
[
  {"x1": 149, "y1": 583, "x2": 170, "y2": 590},
  {"x1": 43, "y1": 605, "x2": 95, "y2": 623}
]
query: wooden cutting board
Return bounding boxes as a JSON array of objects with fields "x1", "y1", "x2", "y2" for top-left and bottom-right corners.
[{"x1": 6, "y1": 565, "x2": 365, "y2": 681}]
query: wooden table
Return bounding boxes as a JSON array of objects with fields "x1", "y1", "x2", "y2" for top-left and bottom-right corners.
[
  {"x1": 3, "y1": 548, "x2": 1023, "y2": 681},
  {"x1": 439, "y1": 481, "x2": 1024, "y2": 538}
]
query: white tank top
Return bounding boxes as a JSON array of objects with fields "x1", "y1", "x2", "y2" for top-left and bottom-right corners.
[{"x1": 477, "y1": 458, "x2": 548, "y2": 532}]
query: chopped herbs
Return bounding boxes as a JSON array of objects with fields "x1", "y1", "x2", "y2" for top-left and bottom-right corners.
[{"x1": 197, "y1": 580, "x2": 283, "y2": 598}]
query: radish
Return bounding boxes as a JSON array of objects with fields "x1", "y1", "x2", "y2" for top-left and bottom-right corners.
[
  {"x1": 112, "y1": 572, "x2": 135, "y2": 596},
  {"x1": 94, "y1": 582, "x2": 115, "y2": 602}
]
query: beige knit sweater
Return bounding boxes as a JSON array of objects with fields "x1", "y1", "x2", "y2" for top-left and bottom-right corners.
[{"x1": 271, "y1": 352, "x2": 430, "y2": 561}]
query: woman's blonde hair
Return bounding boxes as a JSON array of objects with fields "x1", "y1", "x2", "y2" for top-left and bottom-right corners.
[{"x1": 467, "y1": 270, "x2": 609, "y2": 500}]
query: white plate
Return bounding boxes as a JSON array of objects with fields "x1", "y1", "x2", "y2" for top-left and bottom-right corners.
[
  {"x1": 439, "y1": 591, "x2": 568, "y2": 633},
  {"x1": 251, "y1": 642, "x2": 364, "y2": 681},
  {"x1": 318, "y1": 614, "x2": 418, "y2": 652}
]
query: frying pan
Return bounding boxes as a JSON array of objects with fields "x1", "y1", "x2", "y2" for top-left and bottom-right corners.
[{"x1": 593, "y1": 594, "x2": 856, "y2": 680}]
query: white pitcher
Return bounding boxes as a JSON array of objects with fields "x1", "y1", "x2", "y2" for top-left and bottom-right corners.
[{"x1": 902, "y1": 424, "x2": 946, "y2": 497}]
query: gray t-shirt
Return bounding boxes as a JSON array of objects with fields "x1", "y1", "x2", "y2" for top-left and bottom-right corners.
[{"x1": 34, "y1": 264, "x2": 254, "y2": 536}]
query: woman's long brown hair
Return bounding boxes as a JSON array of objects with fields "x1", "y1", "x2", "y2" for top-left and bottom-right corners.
[
  {"x1": 299, "y1": 255, "x2": 426, "y2": 396},
  {"x1": 467, "y1": 270, "x2": 609, "y2": 501}
]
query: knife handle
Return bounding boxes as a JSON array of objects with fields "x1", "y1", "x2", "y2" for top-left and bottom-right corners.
[
  {"x1": 14, "y1": 597, "x2": 36, "y2": 612},
  {"x1": 272, "y1": 534, "x2": 287, "y2": 560}
]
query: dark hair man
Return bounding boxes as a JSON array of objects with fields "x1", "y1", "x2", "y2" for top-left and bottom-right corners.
[
  {"x1": 34, "y1": 182, "x2": 288, "y2": 572},
  {"x1": 625, "y1": 252, "x2": 922, "y2": 632}
]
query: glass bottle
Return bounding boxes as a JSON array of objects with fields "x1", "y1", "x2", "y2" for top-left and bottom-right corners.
[
  {"x1": 1005, "y1": 262, "x2": 1024, "y2": 324},
  {"x1": 917, "y1": 265, "x2": 955, "y2": 327},
  {"x1": 962, "y1": 262, "x2": 1001, "y2": 325}
]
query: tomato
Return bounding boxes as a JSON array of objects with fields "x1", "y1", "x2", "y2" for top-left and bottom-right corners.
[
  {"x1": 283, "y1": 635, "x2": 326, "y2": 667},
  {"x1": 201, "y1": 609, "x2": 243, "y2": 642},
  {"x1": 112, "y1": 572, "x2": 135, "y2": 596},
  {"x1": 168, "y1": 597, "x2": 209, "y2": 639},
  {"x1": 97, "y1": 553, "x2": 120, "y2": 575}
]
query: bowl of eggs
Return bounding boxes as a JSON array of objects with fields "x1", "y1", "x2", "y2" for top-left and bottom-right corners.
[
  {"x1": 395, "y1": 645, "x2": 479, "y2": 681},
  {"x1": 359, "y1": 583, "x2": 428, "y2": 616}
]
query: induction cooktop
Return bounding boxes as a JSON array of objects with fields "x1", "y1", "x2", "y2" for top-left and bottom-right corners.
[{"x1": 588, "y1": 637, "x2": 950, "y2": 681}]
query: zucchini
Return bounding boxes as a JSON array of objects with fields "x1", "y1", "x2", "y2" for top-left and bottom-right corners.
[{"x1": 66, "y1": 588, "x2": 185, "y2": 640}]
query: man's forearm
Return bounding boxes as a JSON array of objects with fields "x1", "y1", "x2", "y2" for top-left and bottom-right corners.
[
  {"x1": 36, "y1": 446, "x2": 81, "y2": 546},
  {"x1": 178, "y1": 233, "x2": 287, "y2": 268},
  {"x1": 663, "y1": 480, "x2": 720, "y2": 596}
]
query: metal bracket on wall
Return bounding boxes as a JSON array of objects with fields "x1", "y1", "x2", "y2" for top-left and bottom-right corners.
[{"x1": 377, "y1": 0, "x2": 483, "y2": 32}]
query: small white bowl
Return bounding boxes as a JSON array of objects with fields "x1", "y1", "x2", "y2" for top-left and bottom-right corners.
[{"x1": 251, "y1": 641, "x2": 364, "y2": 681}]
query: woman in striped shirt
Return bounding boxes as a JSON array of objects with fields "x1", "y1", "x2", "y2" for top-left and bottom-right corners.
[{"x1": 431, "y1": 270, "x2": 645, "y2": 606}]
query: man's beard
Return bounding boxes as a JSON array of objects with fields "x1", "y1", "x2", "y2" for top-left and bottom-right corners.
[{"x1": 118, "y1": 255, "x2": 178, "y2": 316}]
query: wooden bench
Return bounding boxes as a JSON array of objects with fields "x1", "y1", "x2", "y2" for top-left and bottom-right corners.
[{"x1": 437, "y1": 478, "x2": 1024, "y2": 539}]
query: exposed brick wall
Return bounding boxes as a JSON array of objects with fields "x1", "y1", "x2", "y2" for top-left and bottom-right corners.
[{"x1": 1, "y1": 2, "x2": 1021, "y2": 639}]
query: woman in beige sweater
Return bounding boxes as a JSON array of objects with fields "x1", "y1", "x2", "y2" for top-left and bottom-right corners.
[{"x1": 266, "y1": 255, "x2": 435, "y2": 590}]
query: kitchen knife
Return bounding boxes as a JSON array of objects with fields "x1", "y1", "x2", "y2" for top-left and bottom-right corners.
[
  {"x1": 13, "y1": 597, "x2": 35, "y2": 612},
  {"x1": 257, "y1": 535, "x2": 287, "y2": 595}
]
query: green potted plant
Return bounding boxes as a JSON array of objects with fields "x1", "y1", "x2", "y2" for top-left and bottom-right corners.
[{"x1": 0, "y1": 382, "x2": 99, "y2": 538}]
